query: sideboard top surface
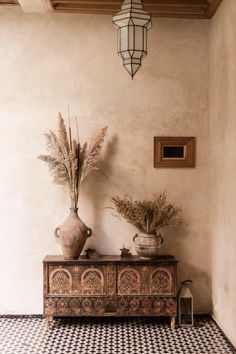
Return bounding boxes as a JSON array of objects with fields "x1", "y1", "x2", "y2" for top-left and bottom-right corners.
[{"x1": 44, "y1": 255, "x2": 177, "y2": 264}]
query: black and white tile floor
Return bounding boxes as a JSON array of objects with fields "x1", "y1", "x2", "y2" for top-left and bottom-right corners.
[{"x1": 0, "y1": 315, "x2": 235, "y2": 354}]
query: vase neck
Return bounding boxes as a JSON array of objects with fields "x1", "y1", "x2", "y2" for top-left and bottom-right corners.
[{"x1": 69, "y1": 208, "x2": 78, "y2": 216}]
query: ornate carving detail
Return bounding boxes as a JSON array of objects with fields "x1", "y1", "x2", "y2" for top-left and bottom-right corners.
[
  {"x1": 165, "y1": 298, "x2": 177, "y2": 315},
  {"x1": 107, "y1": 265, "x2": 116, "y2": 296},
  {"x1": 69, "y1": 298, "x2": 80, "y2": 307},
  {"x1": 81, "y1": 268, "x2": 104, "y2": 295},
  {"x1": 44, "y1": 298, "x2": 57, "y2": 316},
  {"x1": 81, "y1": 298, "x2": 92, "y2": 315},
  {"x1": 72, "y1": 266, "x2": 80, "y2": 274},
  {"x1": 44, "y1": 296, "x2": 177, "y2": 317},
  {"x1": 118, "y1": 268, "x2": 140, "y2": 295},
  {"x1": 93, "y1": 299, "x2": 104, "y2": 315},
  {"x1": 153, "y1": 299, "x2": 163, "y2": 314},
  {"x1": 44, "y1": 257, "x2": 177, "y2": 325},
  {"x1": 141, "y1": 298, "x2": 152, "y2": 315},
  {"x1": 130, "y1": 298, "x2": 140, "y2": 312},
  {"x1": 49, "y1": 268, "x2": 72, "y2": 295},
  {"x1": 117, "y1": 265, "x2": 175, "y2": 295},
  {"x1": 48, "y1": 265, "x2": 107, "y2": 296},
  {"x1": 57, "y1": 298, "x2": 70, "y2": 315},
  {"x1": 150, "y1": 268, "x2": 172, "y2": 295},
  {"x1": 69, "y1": 298, "x2": 81, "y2": 316},
  {"x1": 116, "y1": 296, "x2": 177, "y2": 316}
]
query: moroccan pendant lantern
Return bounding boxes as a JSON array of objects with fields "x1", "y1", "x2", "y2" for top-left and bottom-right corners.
[{"x1": 112, "y1": 0, "x2": 152, "y2": 79}]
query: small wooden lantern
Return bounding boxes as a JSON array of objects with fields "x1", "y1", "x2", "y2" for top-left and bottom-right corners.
[{"x1": 178, "y1": 280, "x2": 194, "y2": 327}]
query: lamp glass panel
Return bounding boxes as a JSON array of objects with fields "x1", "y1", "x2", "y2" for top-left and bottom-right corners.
[
  {"x1": 117, "y1": 28, "x2": 121, "y2": 52},
  {"x1": 143, "y1": 29, "x2": 147, "y2": 51},
  {"x1": 128, "y1": 25, "x2": 134, "y2": 50},
  {"x1": 134, "y1": 26, "x2": 143, "y2": 50},
  {"x1": 124, "y1": 63, "x2": 141, "y2": 77},
  {"x1": 124, "y1": 63, "x2": 132, "y2": 76},
  {"x1": 132, "y1": 50, "x2": 143, "y2": 59},
  {"x1": 120, "y1": 27, "x2": 128, "y2": 51},
  {"x1": 113, "y1": 0, "x2": 152, "y2": 78},
  {"x1": 121, "y1": 51, "x2": 131, "y2": 59},
  {"x1": 180, "y1": 298, "x2": 193, "y2": 325},
  {"x1": 132, "y1": 17, "x2": 150, "y2": 26}
]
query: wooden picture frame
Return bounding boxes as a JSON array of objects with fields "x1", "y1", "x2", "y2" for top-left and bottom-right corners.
[{"x1": 154, "y1": 137, "x2": 195, "y2": 168}]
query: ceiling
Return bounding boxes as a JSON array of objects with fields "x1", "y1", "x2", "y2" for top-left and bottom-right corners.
[
  {"x1": 0, "y1": 0, "x2": 222, "y2": 18},
  {"x1": 46, "y1": 0, "x2": 222, "y2": 19},
  {"x1": 0, "y1": 0, "x2": 18, "y2": 5}
]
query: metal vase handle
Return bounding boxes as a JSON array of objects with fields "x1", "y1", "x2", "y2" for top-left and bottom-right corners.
[
  {"x1": 54, "y1": 227, "x2": 60, "y2": 238},
  {"x1": 87, "y1": 227, "x2": 93, "y2": 238}
]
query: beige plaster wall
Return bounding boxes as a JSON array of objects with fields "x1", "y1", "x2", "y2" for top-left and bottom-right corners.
[
  {"x1": 0, "y1": 8, "x2": 211, "y2": 314},
  {"x1": 210, "y1": 0, "x2": 236, "y2": 347}
]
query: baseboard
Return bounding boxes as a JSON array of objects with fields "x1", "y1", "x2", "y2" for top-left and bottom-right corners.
[
  {"x1": 211, "y1": 313, "x2": 236, "y2": 350},
  {"x1": 0, "y1": 314, "x2": 43, "y2": 318}
]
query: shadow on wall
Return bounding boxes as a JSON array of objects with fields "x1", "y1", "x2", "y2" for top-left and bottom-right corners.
[
  {"x1": 81, "y1": 134, "x2": 119, "y2": 252},
  {"x1": 161, "y1": 224, "x2": 212, "y2": 312},
  {"x1": 81, "y1": 135, "x2": 211, "y2": 312}
]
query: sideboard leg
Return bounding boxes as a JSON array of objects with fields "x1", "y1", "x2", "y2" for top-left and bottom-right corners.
[
  {"x1": 170, "y1": 317, "x2": 176, "y2": 330},
  {"x1": 45, "y1": 316, "x2": 53, "y2": 329}
]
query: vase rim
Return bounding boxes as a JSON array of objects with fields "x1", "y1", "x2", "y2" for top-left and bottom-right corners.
[{"x1": 138, "y1": 232, "x2": 161, "y2": 237}]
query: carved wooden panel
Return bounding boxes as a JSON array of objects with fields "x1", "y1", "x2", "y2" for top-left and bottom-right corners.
[
  {"x1": 116, "y1": 297, "x2": 177, "y2": 316},
  {"x1": 117, "y1": 265, "x2": 175, "y2": 296},
  {"x1": 107, "y1": 265, "x2": 116, "y2": 296},
  {"x1": 44, "y1": 296, "x2": 177, "y2": 317},
  {"x1": 150, "y1": 268, "x2": 172, "y2": 295},
  {"x1": 48, "y1": 265, "x2": 109, "y2": 296},
  {"x1": 49, "y1": 268, "x2": 72, "y2": 295},
  {"x1": 43, "y1": 255, "x2": 178, "y2": 324},
  {"x1": 118, "y1": 268, "x2": 141, "y2": 295},
  {"x1": 81, "y1": 268, "x2": 104, "y2": 295},
  {"x1": 44, "y1": 297, "x2": 117, "y2": 316}
]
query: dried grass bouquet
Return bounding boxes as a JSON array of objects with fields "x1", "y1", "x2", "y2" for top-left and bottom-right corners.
[
  {"x1": 38, "y1": 113, "x2": 107, "y2": 208},
  {"x1": 111, "y1": 193, "x2": 181, "y2": 235}
]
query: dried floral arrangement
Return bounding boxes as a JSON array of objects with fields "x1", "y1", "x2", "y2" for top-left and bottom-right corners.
[
  {"x1": 111, "y1": 193, "x2": 181, "y2": 235},
  {"x1": 38, "y1": 113, "x2": 107, "y2": 208}
]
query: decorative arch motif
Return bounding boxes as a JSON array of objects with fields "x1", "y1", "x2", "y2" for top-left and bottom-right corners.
[
  {"x1": 50, "y1": 268, "x2": 72, "y2": 295},
  {"x1": 150, "y1": 268, "x2": 172, "y2": 295},
  {"x1": 118, "y1": 268, "x2": 141, "y2": 295},
  {"x1": 81, "y1": 268, "x2": 104, "y2": 295}
]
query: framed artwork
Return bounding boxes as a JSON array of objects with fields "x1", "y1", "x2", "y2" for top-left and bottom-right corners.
[{"x1": 154, "y1": 137, "x2": 195, "y2": 168}]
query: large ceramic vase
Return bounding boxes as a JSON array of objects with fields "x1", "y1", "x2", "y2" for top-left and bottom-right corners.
[
  {"x1": 55, "y1": 208, "x2": 92, "y2": 260},
  {"x1": 133, "y1": 233, "x2": 163, "y2": 259}
]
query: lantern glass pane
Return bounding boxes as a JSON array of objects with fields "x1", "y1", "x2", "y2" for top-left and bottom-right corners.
[
  {"x1": 121, "y1": 51, "x2": 130, "y2": 59},
  {"x1": 128, "y1": 25, "x2": 134, "y2": 50},
  {"x1": 120, "y1": 27, "x2": 128, "y2": 51},
  {"x1": 133, "y1": 17, "x2": 148, "y2": 26},
  {"x1": 134, "y1": 26, "x2": 143, "y2": 50},
  {"x1": 117, "y1": 28, "x2": 121, "y2": 52},
  {"x1": 132, "y1": 64, "x2": 140, "y2": 75},
  {"x1": 125, "y1": 63, "x2": 140, "y2": 77},
  {"x1": 113, "y1": 0, "x2": 152, "y2": 78},
  {"x1": 180, "y1": 298, "x2": 193, "y2": 325},
  {"x1": 124, "y1": 63, "x2": 132, "y2": 76},
  {"x1": 143, "y1": 29, "x2": 147, "y2": 52},
  {"x1": 132, "y1": 50, "x2": 143, "y2": 59}
]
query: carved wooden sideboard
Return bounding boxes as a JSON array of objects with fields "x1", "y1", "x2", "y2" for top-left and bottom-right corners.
[{"x1": 43, "y1": 255, "x2": 177, "y2": 328}]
